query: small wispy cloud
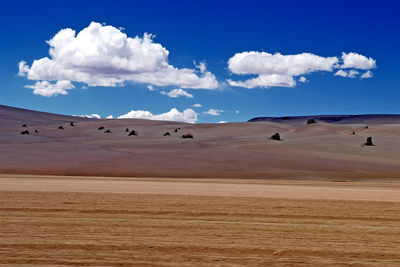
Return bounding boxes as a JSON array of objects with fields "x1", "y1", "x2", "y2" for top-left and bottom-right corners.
[
  {"x1": 203, "y1": 108, "x2": 223, "y2": 116},
  {"x1": 160, "y1": 88, "x2": 194, "y2": 98}
]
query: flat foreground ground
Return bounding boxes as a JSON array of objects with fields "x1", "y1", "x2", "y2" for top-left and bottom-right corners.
[{"x1": 1, "y1": 175, "x2": 400, "y2": 266}]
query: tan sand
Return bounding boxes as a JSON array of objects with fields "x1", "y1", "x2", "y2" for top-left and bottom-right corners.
[
  {"x1": 2, "y1": 175, "x2": 400, "y2": 266},
  {"x1": 2, "y1": 174, "x2": 400, "y2": 202}
]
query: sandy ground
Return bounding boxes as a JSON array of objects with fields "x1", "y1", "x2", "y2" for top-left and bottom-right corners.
[
  {"x1": 2, "y1": 106, "x2": 400, "y2": 265},
  {"x1": 2, "y1": 175, "x2": 400, "y2": 266},
  {"x1": 2, "y1": 105, "x2": 400, "y2": 179},
  {"x1": 2, "y1": 174, "x2": 400, "y2": 202}
]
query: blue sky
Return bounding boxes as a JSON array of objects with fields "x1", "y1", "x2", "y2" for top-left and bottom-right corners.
[{"x1": 0, "y1": 0, "x2": 399, "y2": 123}]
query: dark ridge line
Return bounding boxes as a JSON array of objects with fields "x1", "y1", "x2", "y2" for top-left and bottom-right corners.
[{"x1": 248, "y1": 114, "x2": 400, "y2": 124}]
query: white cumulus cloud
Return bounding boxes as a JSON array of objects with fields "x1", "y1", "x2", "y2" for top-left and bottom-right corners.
[
  {"x1": 192, "y1": 103, "x2": 202, "y2": 108},
  {"x1": 334, "y1": 70, "x2": 348, "y2": 77},
  {"x1": 147, "y1": 85, "x2": 155, "y2": 91},
  {"x1": 348, "y1": 70, "x2": 360, "y2": 78},
  {"x1": 19, "y1": 22, "x2": 218, "y2": 96},
  {"x1": 203, "y1": 108, "x2": 223, "y2": 116},
  {"x1": 24, "y1": 80, "x2": 74, "y2": 97},
  {"x1": 361, "y1": 70, "x2": 373, "y2": 79},
  {"x1": 227, "y1": 51, "x2": 377, "y2": 88},
  {"x1": 340, "y1": 52, "x2": 376, "y2": 70},
  {"x1": 118, "y1": 108, "x2": 198, "y2": 123},
  {"x1": 78, "y1": 114, "x2": 102, "y2": 119},
  {"x1": 334, "y1": 69, "x2": 363, "y2": 78},
  {"x1": 160, "y1": 88, "x2": 194, "y2": 98},
  {"x1": 227, "y1": 52, "x2": 338, "y2": 89}
]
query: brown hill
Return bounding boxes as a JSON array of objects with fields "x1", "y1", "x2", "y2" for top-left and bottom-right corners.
[{"x1": 1, "y1": 104, "x2": 400, "y2": 179}]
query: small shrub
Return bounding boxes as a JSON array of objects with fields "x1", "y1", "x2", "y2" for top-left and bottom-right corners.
[
  {"x1": 128, "y1": 130, "x2": 137, "y2": 136},
  {"x1": 269, "y1": 133, "x2": 282, "y2": 141},
  {"x1": 182, "y1": 133, "x2": 193, "y2": 139},
  {"x1": 307, "y1": 119, "x2": 316, "y2": 124}
]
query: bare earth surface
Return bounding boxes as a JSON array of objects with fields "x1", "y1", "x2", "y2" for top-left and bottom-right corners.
[
  {"x1": 2, "y1": 104, "x2": 400, "y2": 179},
  {"x1": 2, "y1": 175, "x2": 400, "y2": 266},
  {"x1": 2, "y1": 105, "x2": 400, "y2": 265}
]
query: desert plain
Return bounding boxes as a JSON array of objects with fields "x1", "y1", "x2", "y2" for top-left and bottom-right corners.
[{"x1": 2, "y1": 105, "x2": 400, "y2": 266}]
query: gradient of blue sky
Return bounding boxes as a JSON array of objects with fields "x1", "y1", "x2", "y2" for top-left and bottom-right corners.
[{"x1": 0, "y1": 0, "x2": 399, "y2": 122}]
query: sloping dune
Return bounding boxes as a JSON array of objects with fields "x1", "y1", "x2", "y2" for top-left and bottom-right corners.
[{"x1": 1, "y1": 104, "x2": 400, "y2": 179}]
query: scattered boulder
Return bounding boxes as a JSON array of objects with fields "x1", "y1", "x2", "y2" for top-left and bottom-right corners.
[
  {"x1": 352, "y1": 131, "x2": 356, "y2": 135},
  {"x1": 98, "y1": 126, "x2": 105, "y2": 130},
  {"x1": 307, "y1": 119, "x2": 316, "y2": 124},
  {"x1": 174, "y1": 128, "x2": 179, "y2": 133},
  {"x1": 163, "y1": 132, "x2": 170, "y2": 136},
  {"x1": 58, "y1": 126, "x2": 64, "y2": 130},
  {"x1": 104, "y1": 129, "x2": 111, "y2": 133},
  {"x1": 363, "y1": 137, "x2": 374, "y2": 146},
  {"x1": 269, "y1": 133, "x2": 282, "y2": 141},
  {"x1": 125, "y1": 128, "x2": 129, "y2": 132},
  {"x1": 182, "y1": 133, "x2": 193, "y2": 139},
  {"x1": 128, "y1": 130, "x2": 137, "y2": 136},
  {"x1": 20, "y1": 130, "x2": 29, "y2": 135},
  {"x1": 34, "y1": 130, "x2": 38, "y2": 133},
  {"x1": 365, "y1": 126, "x2": 369, "y2": 129},
  {"x1": 70, "y1": 122, "x2": 75, "y2": 126},
  {"x1": 22, "y1": 124, "x2": 27, "y2": 127}
]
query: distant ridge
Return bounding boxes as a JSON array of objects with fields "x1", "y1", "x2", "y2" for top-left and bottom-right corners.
[
  {"x1": 0, "y1": 104, "x2": 95, "y2": 126},
  {"x1": 2, "y1": 104, "x2": 400, "y2": 125},
  {"x1": 248, "y1": 114, "x2": 400, "y2": 125}
]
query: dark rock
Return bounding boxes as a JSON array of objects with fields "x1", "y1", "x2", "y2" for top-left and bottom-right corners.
[
  {"x1": 104, "y1": 129, "x2": 111, "y2": 133},
  {"x1": 363, "y1": 137, "x2": 374, "y2": 146},
  {"x1": 125, "y1": 128, "x2": 129, "y2": 132},
  {"x1": 34, "y1": 130, "x2": 38, "y2": 133},
  {"x1": 98, "y1": 126, "x2": 105, "y2": 130},
  {"x1": 182, "y1": 133, "x2": 193, "y2": 139},
  {"x1": 58, "y1": 126, "x2": 64, "y2": 130},
  {"x1": 174, "y1": 128, "x2": 179, "y2": 133},
  {"x1": 269, "y1": 133, "x2": 282, "y2": 141},
  {"x1": 70, "y1": 122, "x2": 75, "y2": 126},
  {"x1": 20, "y1": 130, "x2": 29, "y2": 135},
  {"x1": 365, "y1": 126, "x2": 369, "y2": 129},
  {"x1": 352, "y1": 131, "x2": 356, "y2": 135},
  {"x1": 307, "y1": 119, "x2": 316, "y2": 124},
  {"x1": 163, "y1": 132, "x2": 170, "y2": 136},
  {"x1": 128, "y1": 130, "x2": 137, "y2": 136},
  {"x1": 22, "y1": 124, "x2": 27, "y2": 127}
]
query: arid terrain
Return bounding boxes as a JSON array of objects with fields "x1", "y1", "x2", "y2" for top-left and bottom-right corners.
[
  {"x1": 2, "y1": 105, "x2": 400, "y2": 266},
  {"x1": 1, "y1": 104, "x2": 400, "y2": 179},
  {"x1": 2, "y1": 175, "x2": 400, "y2": 266}
]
